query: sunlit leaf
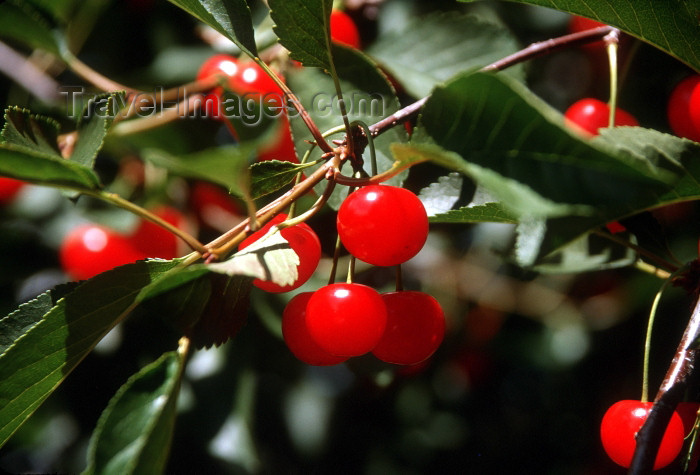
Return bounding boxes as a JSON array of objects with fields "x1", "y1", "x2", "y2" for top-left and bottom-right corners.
[{"x1": 269, "y1": 0, "x2": 334, "y2": 69}]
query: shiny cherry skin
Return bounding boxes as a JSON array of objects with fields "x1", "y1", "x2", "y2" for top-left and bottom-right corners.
[
  {"x1": 305, "y1": 282, "x2": 387, "y2": 356},
  {"x1": 239, "y1": 214, "x2": 321, "y2": 293},
  {"x1": 667, "y1": 75, "x2": 700, "y2": 142},
  {"x1": 690, "y1": 78, "x2": 700, "y2": 138},
  {"x1": 337, "y1": 184, "x2": 429, "y2": 267},
  {"x1": 0, "y1": 177, "x2": 24, "y2": 205},
  {"x1": 228, "y1": 60, "x2": 284, "y2": 102},
  {"x1": 282, "y1": 292, "x2": 349, "y2": 366},
  {"x1": 60, "y1": 224, "x2": 147, "y2": 280},
  {"x1": 130, "y1": 206, "x2": 185, "y2": 260},
  {"x1": 600, "y1": 400, "x2": 685, "y2": 470},
  {"x1": 330, "y1": 10, "x2": 361, "y2": 49},
  {"x1": 564, "y1": 98, "x2": 638, "y2": 136},
  {"x1": 196, "y1": 54, "x2": 240, "y2": 120},
  {"x1": 372, "y1": 291, "x2": 446, "y2": 365}
]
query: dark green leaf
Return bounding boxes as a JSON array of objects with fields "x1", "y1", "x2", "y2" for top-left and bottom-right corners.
[
  {"x1": 166, "y1": 0, "x2": 257, "y2": 58},
  {"x1": 418, "y1": 172, "x2": 463, "y2": 217},
  {"x1": 250, "y1": 160, "x2": 314, "y2": 199},
  {"x1": 288, "y1": 45, "x2": 408, "y2": 209},
  {"x1": 141, "y1": 145, "x2": 256, "y2": 198},
  {"x1": 462, "y1": 0, "x2": 700, "y2": 72},
  {"x1": 0, "y1": 1, "x2": 65, "y2": 57},
  {"x1": 430, "y1": 203, "x2": 518, "y2": 224},
  {"x1": 85, "y1": 349, "x2": 186, "y2": 475},
  {"x1": 0, "y1": 260, "x2": 181, "y2": 448},
  {"x1": 70, "y1": 92, "x2": 125, "y2": 169},
  {"x1": 269, "y1": 0, "x2": 334, "y2": 69},
  {"x1": 367, "y1": 12, "x2": 524, "y2": 98}
]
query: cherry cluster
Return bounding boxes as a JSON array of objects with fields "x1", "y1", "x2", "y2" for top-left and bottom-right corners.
[{"x1": 239, "y1": 184, "x2": 444, "y2": 367}]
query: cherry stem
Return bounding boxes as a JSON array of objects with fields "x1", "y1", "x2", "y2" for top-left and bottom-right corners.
[
  {"x1": 65, "y1": 53, "x2": 137, "y2": 95},
  {"x1": 641, "y1": 274, "x2": 678, "y2": 403},
  {"x1": 87, "y1": 190, "x2": 207, "y2": 254},
  {"x1": 629, "y1": 293, "x2": 700, "y2": 474},
  {"x1": 396, "y1": 265, "x2": 404, "y2": 292},
  {"x1": 604, "y1": 29, "x2": 621, "y2": 129}
]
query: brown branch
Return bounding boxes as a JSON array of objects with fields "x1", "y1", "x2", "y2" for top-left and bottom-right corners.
[{"x1": 629, "y1": 295, "x2": 700, "y2": 474}]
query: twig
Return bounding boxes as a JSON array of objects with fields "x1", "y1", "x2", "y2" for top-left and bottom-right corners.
[{"x1": 629, "y1": 295, "x2": 700, "y2": 474}]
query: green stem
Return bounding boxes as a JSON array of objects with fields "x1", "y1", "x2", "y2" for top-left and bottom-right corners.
[
  {"x1": 396, "y1": 265, "x2": 404, "y2": 291},
  {"x1": 605, "y1": 29, "x2": 620, "y2": 129},
  {"x1": 328, "y1": 235, "x2": 343, "y2": 285},
  {"x1": 85, "y1": 190, "x2": 207, "y2": 254}
]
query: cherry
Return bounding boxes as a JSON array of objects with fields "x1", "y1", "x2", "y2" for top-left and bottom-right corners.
[
  {"x1": 337, "y1": 184, "x2": 429, "y2": 267},
  {"x1": 130, "y1": 206, "x2": 186, "y2": 260},
  {"x1": 372, "y1": 291, "x2": 445, "y2": 365},
  {"x1": 330, "y1": 10, "x2": 361, "y2": 49},
  {"x1": 239, "y1": 213, "x2": 321, "y2": 293},
  {"x1": 567, "y1": 15, "x2": 607, "y2": 50},
  {"x1": 564, "y1": 98, "x2": 639, "y2": 136},
  {"x1": 600, "y1": 400, "x2": 685, "y2": 470},
  {"x1": 228, "y1": 60, "x2": 284, "y2": 102},
  {"x1": 282, "y1": 292, "x2": 349, "y2": 366},
  {"x1": 305, "y1": 282, "x2": 387, "y2": 356},
  {"x1": 196, "y1": 54, "x2": 240, "y2": 120},
  {"x1": 0, "y1": 177, "x2": 24, "y2": 205},
  {"x1": 60, "y1": 224, "x2": 147, "y2": 280},
  {"x1": 667, "y1": 75, "x2": 700, "y2": 142}
]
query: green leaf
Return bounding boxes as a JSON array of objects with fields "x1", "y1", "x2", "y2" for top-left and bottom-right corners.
[
  {"x1": 268, "y1": 0, "x2": 334, "y2": 69},
  {"x1": 208, "y1": 230, "x2": 299, "y2": 287},
  {"x1": 1, "y1": 107, "x2": 62, "y2": 157},
  {"x1": 85, "y1": 349, "x2": 186, "y2": 475},
  {"x1": 418, "y1": 172, "x2": 463, "y2": 217},
  {"x1": 531, "y1": 232, "x2": 636, "y2": 274},
  {"x1": 367, "y1": 12, "x2": 524, "y2": 98},
  {"x1": 0, "y1": 259, "x2": 180, "y2": 449},
  {"x1": 70, "y1": 92, "x2": 125, "y2": 169},
  {"x1": 414, "y1": 72, "x2": 674, "y2": 218},
  {"x1": 461, "y1": 0, "x2": 700, "y2": 72},
  {"x1": 0, "y1": 144, "x2": 101, "y2": 191},
  {"x1": 430, "y1": 203, "x2": 518, "y2": 224},
  {"x1": 249, "y1": 160, "x2": 314, "y2": 199},
  {"x1": 141, "y1": 145, "x2": 256, "y2": 198},
  {"x1": 166, "y1": 0, "x2": 257, "y2": 58},
  {"x1": 288, "y1": 45, "x2": 408, "y2": 209},
  {"x1": 0, "y1": 1, "x2": 66, "y2": 57}
]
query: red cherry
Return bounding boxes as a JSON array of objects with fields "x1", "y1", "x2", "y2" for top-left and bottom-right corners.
[
  {"x1": 330, "y1": 10, "x2": 361, "y2": 49},
  {"x1": 282, "y1": 292, "x2": 349, "y2": 366},
  {"x1": 337, "y1": 184, "x2": 429, "y2": 267},
  {"x1": 196, "y1": 54, "x2": 240, "y2": 120},
  {"x1": 564, "y1": 98, "x2": 639, "y2": 136},
  {"x1": 305, "y1": 282, "x2": 387, "y2": 356},
  {"x1": 600, "y1": 400, "x2": 685, "y2": 470},
  {"x1": 568, "y1": 15, "x2": 607, "y2": 50},
  {"x1": 668, "y1": 75, "x2": 700, "y2": 142},
  {"x1": 60, "y1": 224, "x2": 147, "y2": 280},
  {"x1": 228, "y1": 60, "x2": 284, "y2": 102},
  {"x1": 372, "y1": 291, "x2": 445, "y2": 365},
  {"x1": 675, "y1": 401, "x2": 699, "y2": 436},
  {"x1": 0, "y1": 177, "x2": 24, "y2": 205},
  {"x1": 130, "y1": 206, "x2": 185, "y2": 260},
  {"x1": 605, "y1": 221, "x2": 626, "y2": 234},
  {"x1": 690, "y1": 79, "x2": 700, "y2": 139},
  {"x1": 239, "y1": 214, "x2": 321, "y2": 293}
]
